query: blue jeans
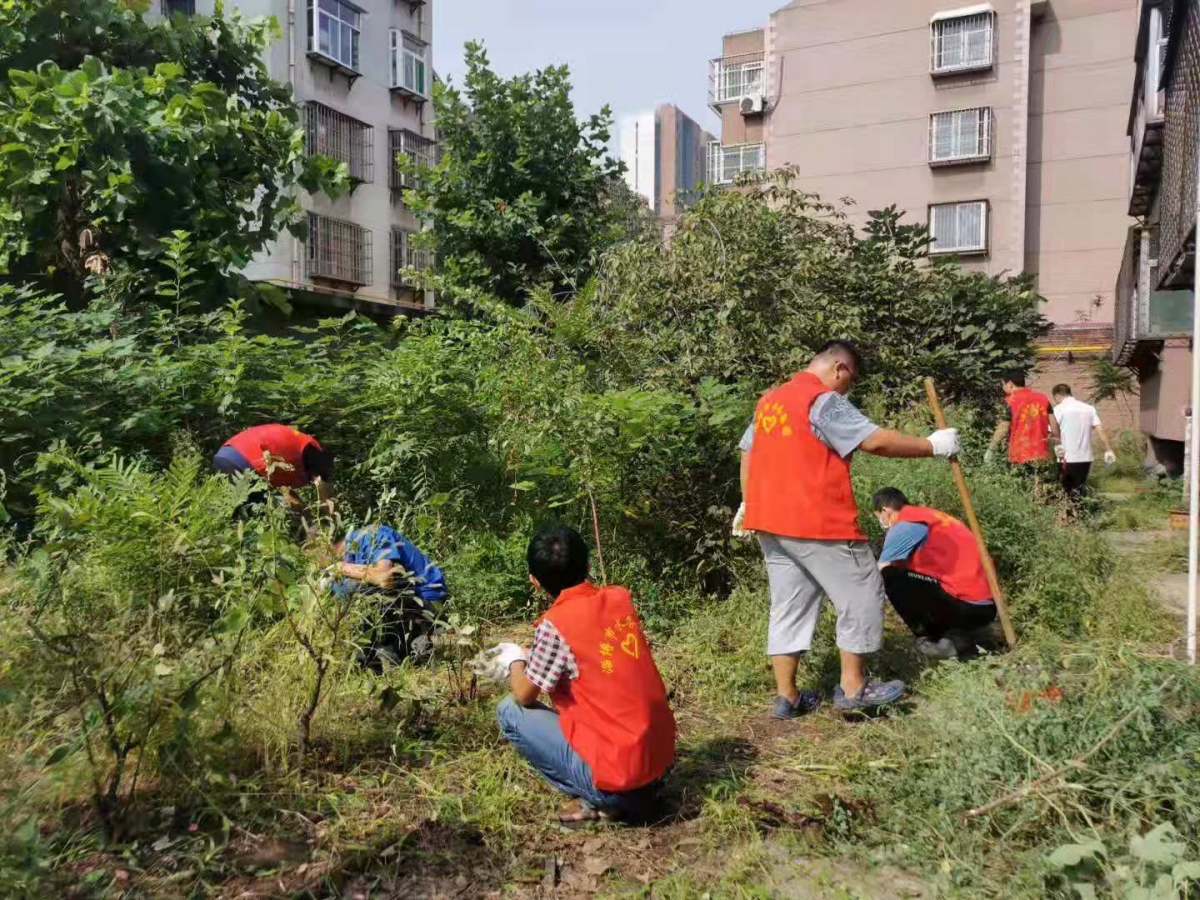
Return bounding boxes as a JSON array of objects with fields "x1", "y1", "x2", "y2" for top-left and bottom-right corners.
[{"x1": 496, "y1": 696, "x2": 660, "y2": 815}]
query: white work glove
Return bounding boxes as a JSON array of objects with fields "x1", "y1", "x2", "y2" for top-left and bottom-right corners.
[
  {"x1": 732, "y1": 502, "x2": 750, "y2": 538},
  {"x1": 1104, "y1": 450, "x2": 1117, "y2": 467},
  {"x1": 983, "y1": 448, "x2": 995, "y2": 466},
  {"x1": 1055, "y1": 445, "x2": 1066, "y2": 463},
  {"x1": 927, "y1": 428, "x2": 961, "y2": 459},
  {"x1": 316, "y1": 564, "x2": 339, "y2": 593},
  {"x1": 472, "y1": 643, "x2": 529, "y2": 682}
]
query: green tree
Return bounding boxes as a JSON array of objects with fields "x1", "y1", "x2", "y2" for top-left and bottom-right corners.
[
  {"x1": 404, "y1": 41, "x2": 628, "y2": 305},
  {"x1": 0, "y1": 0, "x2": 342, "y2": 304}
]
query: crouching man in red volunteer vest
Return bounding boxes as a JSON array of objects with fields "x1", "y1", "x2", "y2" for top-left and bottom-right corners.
[
  {"x1": 478, "y1": 526, "x2": 676, "y2": 826},
  {"x1": 213, "y1": 424, "x2": 334, "y2": 517},
  {"x1": 735, "y1": 341, "x2": 961, "y2": 716},
  {"x1": 871, "y1": 488, "x2": 997, "y2": 661},
  {"x1": 984, "y1": 370, "x2": 1059, "y2": 473}
]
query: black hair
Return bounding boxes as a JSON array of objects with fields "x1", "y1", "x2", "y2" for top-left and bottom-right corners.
[
  {"x1": 871, "y1": 487, "x2": 910, "y2": 512},
  {"x1": 1052, "y1": 383, "x2": 1072, "y2": 397},
  {"x1": 1002, "y1": 369, "x2": 1027, "y2": 388},
  {"x1": 814, "y1": 339, "x2": 865, "y2": 376},
  {"x1": 527, "y1": 526, "x2": 589, "y2": 597},
  {"x1": 302, "y1": 443, "x2": 334, "y2": 482}
]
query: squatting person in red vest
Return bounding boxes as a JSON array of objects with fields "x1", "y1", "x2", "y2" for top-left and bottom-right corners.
[
  {"x1": 734, "y1": 340, "x2": 960, "y2": 717},
  {"x1": 477, "y1": 526, "x2": 676, "y2": 826},
  {"x1": 984, "y1": 370, "x2": 1060, "y2": 472},
  {"x1": 212, "y1": 423, "x2": 334, "y2": 516},
  {"x1": 871, "y1": 488, "x2": 997, "y2": 661}
]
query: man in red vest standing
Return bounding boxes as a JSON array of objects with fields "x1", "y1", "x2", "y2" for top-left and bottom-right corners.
[
  {"x1": 735, "y1": 341, "x2": 960, "y2": 716},
  {"x1": 479, "y1": 526, "x2": 676, "y2": 825},
  {"x1": 984, "y1": 370, "x2": 1059, "y2": 472},
  {"x1": 213, "y1": 423, "x2": 334, "y2": 516},
  {"x1": 871, "y1": 488, "x2": 997, "y2": 661}
]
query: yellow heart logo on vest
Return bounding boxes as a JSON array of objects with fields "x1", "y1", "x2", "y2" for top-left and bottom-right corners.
[{"x1": 620, "y1": 633, "x2": 639, "y2": 659}]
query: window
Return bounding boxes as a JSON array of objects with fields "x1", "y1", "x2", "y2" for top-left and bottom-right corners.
[
  {"x1": 306, "y1": 102, "x2": 373, "y2": 183},
  {"x1": 709, "y1": 53, "x2": 765, "y2": 104},
  {"x1": 390, "y1": 30, "x2": 428, "y2": 98},
  {"x1": 929, "y1": 107, "x2": 991, "y2": 164},
  {"x1": 391, "y1": 228, "x2": 432, "y2": 290},
  {"x1": 930, "y1": 10, "x2": 994, "y2": 75},
  {"x1": 161, "y1": 0, "x2": 195, "y2": 15},
  {"x1": 1148, "y1": 6, "x2": 1168, "y2": 118},
  {"x1": 706, "y1": 141, "x2": 765, "y2": 185},
  {"x1": 389, "y1": 128, "x2": 437, "y2": 192},
  {"x1": 929, "y1": 201, "x2": 988, "y2": 254},
  {"x1": 308, "y1": 0, "x2": 361, "y2": 72},
  {"x1": 307, "y1": 213, "x2": 372, "y2": 285}
]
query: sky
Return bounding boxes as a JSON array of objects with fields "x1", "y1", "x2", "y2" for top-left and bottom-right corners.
[{"x1": 432, "y1": 0, "x2": 783, "y2": 145}]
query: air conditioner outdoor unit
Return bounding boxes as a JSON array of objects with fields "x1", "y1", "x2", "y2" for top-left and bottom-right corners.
[{"x1": 740, "y1": 94, "x2": 765, "y2": 116}]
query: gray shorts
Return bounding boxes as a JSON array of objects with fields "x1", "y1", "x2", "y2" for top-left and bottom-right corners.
[{"x1": 757, "y1": 532, "x2": 886, "y2": 656}]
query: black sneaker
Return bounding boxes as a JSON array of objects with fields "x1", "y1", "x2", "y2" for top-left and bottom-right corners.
[{"x1": 771, "y1": 690, "x2": 822, "y2": 719}]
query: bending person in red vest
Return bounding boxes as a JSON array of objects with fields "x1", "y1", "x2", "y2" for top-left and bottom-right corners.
[
  {"x1": 984, "y1": 370, "x2": 1059, "y2": 471},
  {"x1": 735, "y1": 341, "x2": 960, "y2": 716},
  {"x1": 871, "y1": 488, "x2": 997, "y2": 661},
  {"x1": 479, "y1": 526, "x2": 676, "y2": 826},
  {"x1": 213, "y1": 424, "x2": 334, "y2": 516}
]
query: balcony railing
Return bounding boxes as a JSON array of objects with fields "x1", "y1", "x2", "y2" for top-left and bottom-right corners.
[
  {"x1": 1113, "y1": 224, "x2": 1192, "y2": 363},
  {"x1": 306, "y1": 102, "x2": 373, "y2": 183},
  {"x1": 1129, "y1": 8, "x2": 1168, "y2": 216},
  {"x1": 390, "y1": 228, "x2": 432, "y2": 291},
  {"x1": 706, "y1": 141, "x2": 765, "y2": 185},
  {"x1": 307, "y1": 213, "x2": 372, "y2": 287},
  {"x1": 708, "y1": 52, "x2": 765, "y2": 109},
  {"x1": 389, "y1": 128, "x2": 437, "y2": 193}
]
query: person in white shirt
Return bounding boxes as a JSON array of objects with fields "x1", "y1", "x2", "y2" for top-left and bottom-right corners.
[{"x1": 1051, "y1": 384, "x2": 1116, "y2": 500}]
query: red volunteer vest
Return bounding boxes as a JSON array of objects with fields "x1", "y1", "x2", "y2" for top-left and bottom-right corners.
[
  {"x1": 742, "y1": 372, "x2": 865, "y2": 541},
  {"x1": 223, "y1": 424, "x2": 322, "y2": 488},
  {"x1": 895, "y1": 506, "x2": 993, "y2": 603},
  {"x1": 539, "y1": 583, "x2": 676, "y2": 792},
  {"x1": 1005, "y1": 388, "x2": 1051, "y2": 464}
]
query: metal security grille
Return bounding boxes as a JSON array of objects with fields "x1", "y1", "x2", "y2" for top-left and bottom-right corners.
[
  {"x1": 930, "y1": 13, "x2": 994, "y2": 75},
  {"x1": 390, "y1": 229, "x2": 432, "y2": 290},
  {"x1": 161, "y1": 0, "x2": 195, "y2": 15},
  {"x1": 928, "y1": 201, "x2": 987, "y2": 254},
  {"x1": 1158, "y1": 0, "x2": 1200, "y2": 288},
  {"x1": 708, "y1": 52, "x2": 766, "y2": 106},
  {"x1": 306, "y1": 102, "x2": 373, "y2": 183},
  {"x1": 706, "y1": 141, "x2": 765, "y2": 185},
  {"x1": 929, "y1": 107, "x2": 991, "y2": 164},
  {"x1": 307, "y1": 213, "x2": 372, "y2": 286},
  {"x1": 389, "y1": 128, "x2": 437, "y2": 192}
]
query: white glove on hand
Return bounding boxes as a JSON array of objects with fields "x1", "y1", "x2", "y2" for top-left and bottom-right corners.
[
  {"x1": 316, "y1": 564, "x2": 339, "y2": 593},
  {"x1": 983, "y1": 448, "x2": 995, "y2": 466},
  {"x1": 472, "y1": 643, "x2": 528, "y2": 682},
  {"x1": 1104, "y1": 450, "x2": 1117, "y2": 467},
  {"x1": 927, "y1": 428, "x2": 961, "y2": 459},
  {"x1": 732, "y1": 502, "x2": 750, "y2": 538},
  {"x1": 1055, "y1": 445, "x2": 1066, "y2": 463}
]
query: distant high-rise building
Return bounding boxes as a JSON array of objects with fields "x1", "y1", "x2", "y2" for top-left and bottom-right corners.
[
  {"x1": 620, "y1": 104, "x2": 716, "y2": 220},
  {"x1": 154, "y1": 0, "x2": 435, "y2": 315}
]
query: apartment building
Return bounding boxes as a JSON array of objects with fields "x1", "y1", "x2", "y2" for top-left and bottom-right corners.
[
  {"x1": 1113, "y1": 0, "x2": 1196, "y2": 470},
  {"x1": 708, "y1": 0, "x2": 1140, "y2": 414},
  {"x1": 619, "y1": 104, "x2": 716, "y2": 221},
  {"x1": 157, "y1": 0, "x2": 435, "y2": 314}
]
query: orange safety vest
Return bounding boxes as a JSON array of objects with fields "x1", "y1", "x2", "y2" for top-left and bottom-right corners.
[
  {"x1": 223, "y1": 424, "x2": 323, "y2": 488},
  {"x1": 742, "y1": 371, "x2": 865, "y2": 541},
  {"x1": 539, "y1": 583, "x2": 676, "y2": 793},
  {"x1": 894, "y1": 506, "x2": 993, "y2": 603},
  {"x1": 1005, "y1": 388, "x2": 1051, "y2": 464}
]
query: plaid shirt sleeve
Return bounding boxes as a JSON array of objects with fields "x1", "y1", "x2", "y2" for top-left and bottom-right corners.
[{"x1": 524, "y1": 620, "x2": 578, "y2": 693}]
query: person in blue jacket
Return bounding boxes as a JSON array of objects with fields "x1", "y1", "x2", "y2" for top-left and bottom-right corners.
[{"x1": 327, "y1": 525, "x2": 448, "y2": 669}]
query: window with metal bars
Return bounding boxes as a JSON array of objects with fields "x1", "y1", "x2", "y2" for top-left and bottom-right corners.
[
  {"x1": 389, "y1": 128, "x2": 437, "y2": 192},
  {"x1": 307, "y1": 213, "x2": 372, "y2": 285},
  {"x1": 928, "y1": 201, "x2": 988, "y2": 254},
  {"x1": 708, "y1": 54, "x2": 766, "y2": 105},
  {"x1": 307, "y1": 0, "x2": 361, "y2": 72},
  {"x1": 306, "y1": 102, "x2": 373, "y2": 183},
  {"x1": 706, "y1": 141, "x2": 765, "y2": 185},
  {"x1": 929, "y1": 107, "x2": 991, "y2": 164},
  {"x1": 930, "y1": 12, "x2": 994, "y2": 75},
  {"x1": 390, "y1": 229, "x2": 432, "y2": 290}
]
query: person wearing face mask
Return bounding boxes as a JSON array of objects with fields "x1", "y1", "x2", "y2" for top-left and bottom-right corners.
[
  {"x1": 733, "y1": 341, "x2": 961, "y2": 716},
  {"x1": 870, "y1": 487, "x2": 997, "y2": 661}
]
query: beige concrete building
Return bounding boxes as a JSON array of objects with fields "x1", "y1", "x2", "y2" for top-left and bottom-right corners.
[
  {"x1": 709, "y1": 0, "x2": 1141, "y2": 411},
  {"x1": 157, "y1": 0, "x2": 435, "y2": 315},
  {"x1": 620, "y1": 105, "x2": 715, "y2": 221}
]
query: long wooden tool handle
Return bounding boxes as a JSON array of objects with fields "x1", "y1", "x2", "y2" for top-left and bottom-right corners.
[{"x1": 924, "y1": 377, "x2": 1018, "y2": 649}]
